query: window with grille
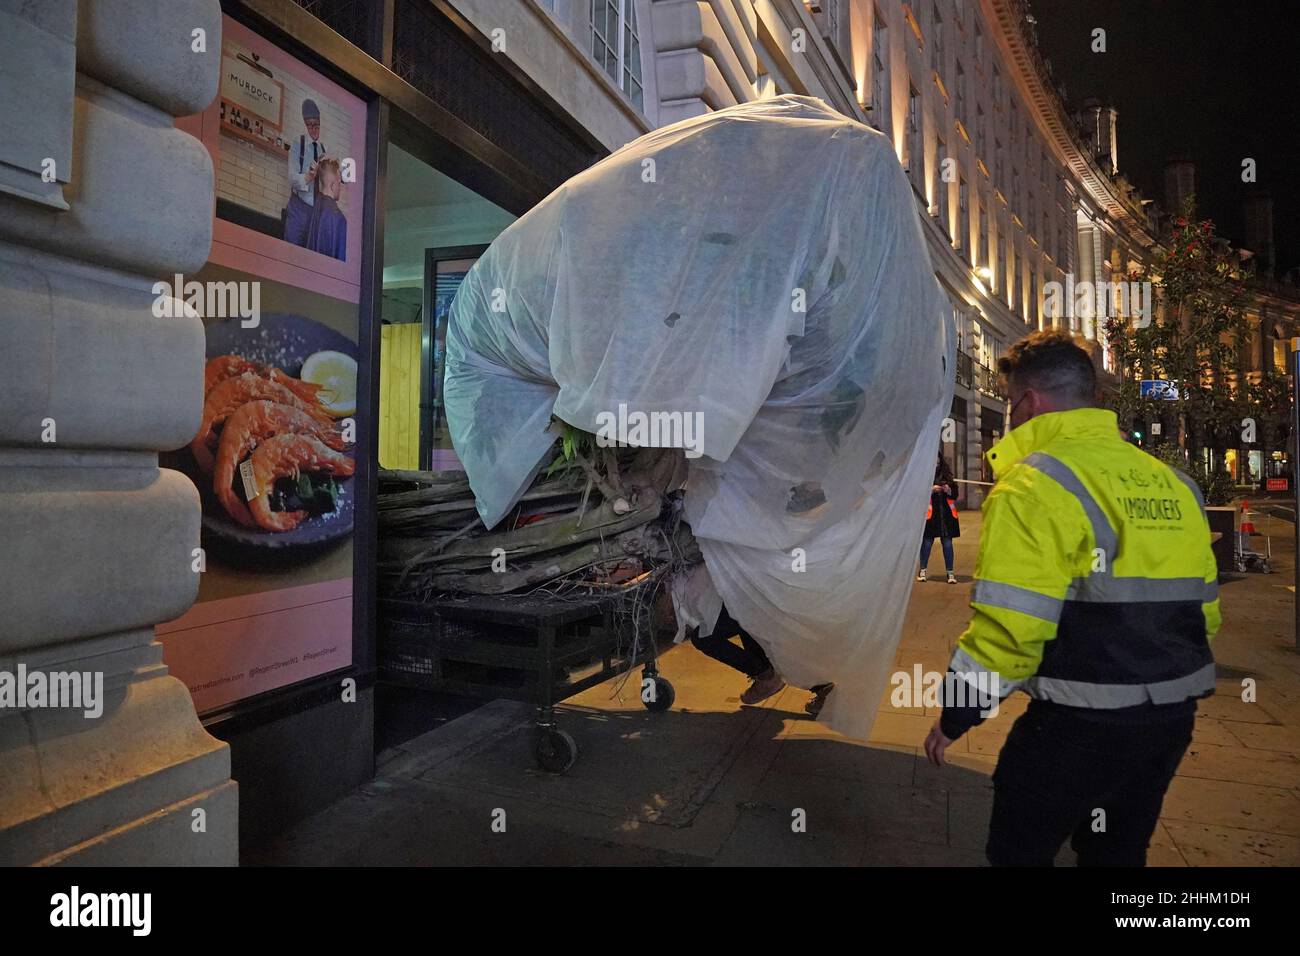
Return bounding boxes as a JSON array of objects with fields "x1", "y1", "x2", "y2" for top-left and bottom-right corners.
[
  {"x1": 291, "y1": 0, "x2": 372, "y2": 52},
  {"x1": 871, "y1": 12, "x2": 889, "y2": 130},
  {"x1": 826, "y1": 0, "x2": 844, "y2": 55},
  {"x1": 907, "y1": 82, "x2": 921, "y2": 181},
  {"x1": 935, "y1": 139, "x2": 949, "y2": 230},
  {"x1": 955, "y1": 60, "x2": 966, "y2": 124},
  {"x1": 996, "y1": 232, "x2": 1005, "y2": 292},
  {"x1": 932, "y1": 3, "x2": 944, "y2": 73},
  {"x1": 959, "y1": 176, "x2": 969, "y2": 251},
  {"x1": 1009, "y1": 245, "x2": 1018, "y2": 308},
  {"x1": 979, "y1": 203, "x2": 989, "y2": 269},
  {"x1": 590, "y1": 0, "x2": 644, "y2": 110}
]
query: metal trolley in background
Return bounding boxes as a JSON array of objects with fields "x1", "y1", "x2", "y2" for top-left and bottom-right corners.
[
  {"x1": 1234, "y1": 504, "x2": 1273, "y2": 574},
  {"x1": 378, "y1": 577, "x2": 674, "y2": 772}
]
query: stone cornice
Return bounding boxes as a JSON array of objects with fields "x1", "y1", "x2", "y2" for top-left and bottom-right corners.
[{"x1": 985, "y1": 0, "x2": 1157, "y2": 251}]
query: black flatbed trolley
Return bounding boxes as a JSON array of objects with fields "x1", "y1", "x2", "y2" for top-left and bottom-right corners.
[{"x1": 378, "y1": 579, "x2": 674, "y2": 772}]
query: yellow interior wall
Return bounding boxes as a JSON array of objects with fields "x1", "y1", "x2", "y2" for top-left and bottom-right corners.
[{"x1": 379, "y1": 322, "x2": 422, "y2": 470}]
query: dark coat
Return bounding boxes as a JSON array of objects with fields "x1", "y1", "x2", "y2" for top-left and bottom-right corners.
[
  {"x1": 923, "y1": 459, "x2": 960, "y2": 539},
  {"x1": 924, "y1": 491, "x2": 960, "y2": 538}
]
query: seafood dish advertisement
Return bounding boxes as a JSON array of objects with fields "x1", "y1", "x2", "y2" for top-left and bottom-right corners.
[{"x1": 159, "y1": 18, "x2": 367, "y2": 715}]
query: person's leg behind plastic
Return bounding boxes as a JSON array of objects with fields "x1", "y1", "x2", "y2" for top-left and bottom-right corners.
[{"x1": 690, "y1": 607, "x2": 784, "y2": 705}]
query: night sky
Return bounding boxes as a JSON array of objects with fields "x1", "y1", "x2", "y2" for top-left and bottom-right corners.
[{"x1": 1031, "y1": 0, "x2": 1300, "y2": 275}]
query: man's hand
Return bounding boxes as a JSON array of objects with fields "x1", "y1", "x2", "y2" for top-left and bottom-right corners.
[
  {"x1": 924, "y1": 720, "x2": 953, "y2": 767},
  {"x1": 306, "y1": 160, "x2": 319, "y2": 182}
]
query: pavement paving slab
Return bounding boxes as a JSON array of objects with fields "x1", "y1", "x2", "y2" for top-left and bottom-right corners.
[{"x1": 253, "y1": 509, "x2": 1300, "y2": 866}]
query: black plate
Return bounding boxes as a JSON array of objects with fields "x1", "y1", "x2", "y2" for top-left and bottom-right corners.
[{"x1": 189, "y1": 312, "x2": 358, "y2": 556}]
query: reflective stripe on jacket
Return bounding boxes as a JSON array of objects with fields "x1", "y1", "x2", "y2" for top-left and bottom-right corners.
[
  {"x1": 925, "y1": 497, "x2": 958, "y2": 521},
  {"x1": 940, "y1": 407, "x2": 1219, "y2": 739}
]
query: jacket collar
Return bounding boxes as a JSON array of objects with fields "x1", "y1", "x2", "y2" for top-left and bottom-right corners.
[{"x1": 985, "y1": 407, "x2": 1120, "y2": 480}]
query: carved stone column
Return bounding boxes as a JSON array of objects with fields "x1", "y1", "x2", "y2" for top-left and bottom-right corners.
[{"x1": 0, "y1": 0, "x2": 236, "y2": 866}]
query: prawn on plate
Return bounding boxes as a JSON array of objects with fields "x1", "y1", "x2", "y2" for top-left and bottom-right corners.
[
  {"x1": 190, "y1": 372, "x2": 334, "y2": 473},
  {"x1": 204, "y1": 355, "x2": 325, "y2": 405},
  {"x1": 246, "y1": 433, "x2": 356, "y2": 532},
  {"x1": 213, "y1": 400, "x2": 347, "y2": 527}
]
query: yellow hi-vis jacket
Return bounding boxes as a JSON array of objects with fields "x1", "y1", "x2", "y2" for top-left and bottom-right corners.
[{"x1": 938, "y1": 407, "x2": 1220, "y2": 740}]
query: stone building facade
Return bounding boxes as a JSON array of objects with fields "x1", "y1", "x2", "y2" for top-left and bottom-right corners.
[{"x1": 0, "y1": 0, "x2": 236, "y2": 865}]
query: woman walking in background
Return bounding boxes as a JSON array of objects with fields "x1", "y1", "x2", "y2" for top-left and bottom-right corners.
[{"x1": 918, "y1": 452, "x2": 960, "y2": 584}]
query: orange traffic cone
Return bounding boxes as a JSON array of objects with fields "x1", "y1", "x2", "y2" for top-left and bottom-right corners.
[{"x1": 1241, "y1": 501, "x2": 1257, "y2": 536}]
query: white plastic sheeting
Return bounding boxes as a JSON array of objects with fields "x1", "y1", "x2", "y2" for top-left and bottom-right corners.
[{"x1": 445, "y1": 95, "x2": 955, "y2": 740}]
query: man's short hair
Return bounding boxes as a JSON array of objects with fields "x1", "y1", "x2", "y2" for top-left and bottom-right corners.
[{"x1": 997, "y1": 329, "x2": 1097, "y2": 403}]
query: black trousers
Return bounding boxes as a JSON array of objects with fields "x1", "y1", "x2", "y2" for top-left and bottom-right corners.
[
  {"x1": 987, "y1": 701, "x2": 1194, "y2": 867},
  {"x1": 691, "y1": 606, "x2": 772, "y2": 679}
]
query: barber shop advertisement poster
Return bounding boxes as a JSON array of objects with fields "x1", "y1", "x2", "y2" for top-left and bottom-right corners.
[
  {"x1": 177, "y1": 15, "x2": 365, "y2": 302},
  {"x1": 161, "y1": 15, "x2": 366, "y2": 714}
]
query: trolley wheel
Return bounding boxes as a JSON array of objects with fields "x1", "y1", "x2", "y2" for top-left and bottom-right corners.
[
  {"x1": 535, "y1": 729, "x2": 578, "y2": 773},
  {"x1": 1234, "y1": 556, "x2": 1247, "y2": 573},
  {"x1": 1261, "y1": 560, "x2": 1273, "y2": 574},
  {"x1": 642, "y1": 675, "x2": 675, "y2": 712}
]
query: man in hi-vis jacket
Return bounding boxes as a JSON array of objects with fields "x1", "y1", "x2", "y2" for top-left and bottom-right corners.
[{"x1": 924, "y1": 330, "x2": 1220, "y2": 866}]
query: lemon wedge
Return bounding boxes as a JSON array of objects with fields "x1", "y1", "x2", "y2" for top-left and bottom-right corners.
[{"x1": 300, "y1": 350, "x2": 357, "y2": 418}]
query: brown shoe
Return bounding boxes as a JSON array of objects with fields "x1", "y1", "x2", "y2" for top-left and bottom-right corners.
[{"x1": 741, "y1": 668, "x2": 785, "y2": 705}]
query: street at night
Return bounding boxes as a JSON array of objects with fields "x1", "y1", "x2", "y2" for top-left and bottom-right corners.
[{"x1": 2, "y1": 0, "x2": 1298, "y2": 935}]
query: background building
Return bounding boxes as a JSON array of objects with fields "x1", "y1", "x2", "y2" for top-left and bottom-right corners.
[{"x1": 451, "y1": 0, "x2": 1156, "y2": 502}]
